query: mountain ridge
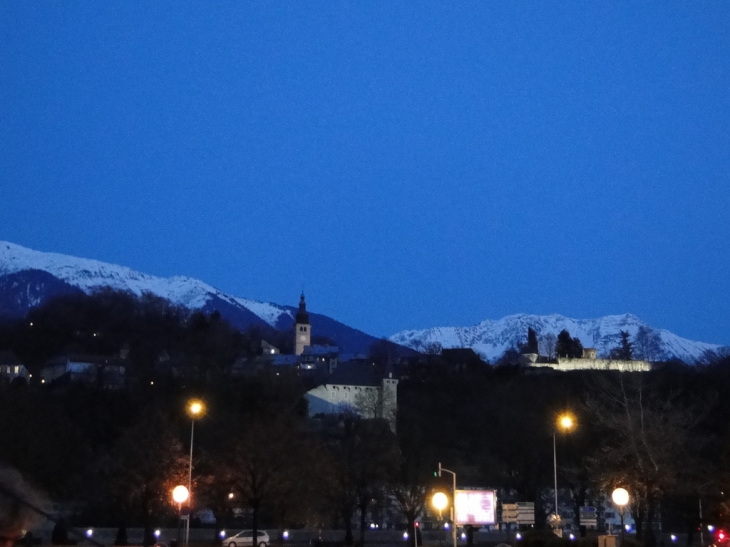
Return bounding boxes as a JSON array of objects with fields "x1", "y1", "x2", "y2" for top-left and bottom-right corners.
[
  {"x1": 0, "y1": 241, "x2": 381, "y2": 354},
  {"x1": 1, "y1": 241, "x2": 725, "y2": 364},
  {"x1": 390, "y1": 312, "x2": 727, "y2": 364}
]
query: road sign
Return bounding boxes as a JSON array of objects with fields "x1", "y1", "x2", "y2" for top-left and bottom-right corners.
[
  {"x1": 502, "y1": 504, "x2": 517, "y2": 523},
  {"x1": 501, "y1": 502, "x2": 534, "y2": 525},
  {"x1": 580, "y1": 506, "x2": 597, "y2": 526}
]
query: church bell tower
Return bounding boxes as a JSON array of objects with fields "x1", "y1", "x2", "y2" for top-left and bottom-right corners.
[{"x1": 294, "y1": 292, "x2": 311, "y2": 355}]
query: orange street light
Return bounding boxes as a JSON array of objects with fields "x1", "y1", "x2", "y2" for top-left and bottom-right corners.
[
  {"x1": 185, "y1": 399, "x2": 206, "y2": 547},
  {"x1": 172, "y1": 485, "x2": 189, "y2": 504},
  {"x1": 553, "y1": 413, "x2": 576, "y2": 530}
]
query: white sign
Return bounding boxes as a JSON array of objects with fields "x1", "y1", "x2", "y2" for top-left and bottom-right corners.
[
  {"x1": 516, "y1": 502, "x2": 535, "y2": 524},
  {"x1": 454, "y1": 490, "x2": 496, "y2": 525}
]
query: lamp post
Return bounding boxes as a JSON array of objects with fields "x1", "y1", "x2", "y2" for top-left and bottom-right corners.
[
  {"x1": 437, "y1": 463, "x2": 457, "y2": 547},
  {"x1": 612, "y1": 488, "x2": 629, "y2": 544},
  {"x1": 173, "y1": 485, "x2": 190, "y2": 546},
  {"x1": 186, "y1": 399, "x2": 206, "y2": 547},
  {"x1": 553, "y1": 414, "x2": 575, "y2": 535}
]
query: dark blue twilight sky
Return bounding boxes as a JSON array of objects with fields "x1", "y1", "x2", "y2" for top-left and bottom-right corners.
[{"x1": 1, "y1": 3, "x2": 729, "y2": 344}]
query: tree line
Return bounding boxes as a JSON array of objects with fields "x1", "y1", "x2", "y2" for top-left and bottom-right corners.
[{"x1": 1, "y1": 291, "x2": 730, "y2": 547}]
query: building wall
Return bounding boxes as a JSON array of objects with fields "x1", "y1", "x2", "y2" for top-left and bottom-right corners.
[
  {"x1": 0, "y1": 364, "x2": 30, "y2": 382},
  {"x1": 295, "y1": 323, "x2": 311, "y2": 355},
  {"x1": 531, "y1": 358, "x2": 651, "y2": 372},
  {"x1": 307, "y1": 378, "x2": 399, "y2": 432}
]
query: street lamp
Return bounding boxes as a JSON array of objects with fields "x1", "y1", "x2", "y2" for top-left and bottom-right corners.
[
  {"x1": 432, "y1": 492, "x2": 449, "y2": 515},
  {"x1": 553, "y1": 413, "x2": 575, "y2": 534},
  {"x1": 173, "y1": 485, "x2": 190, "y2": 545},
  {"x1": 186, "y1": 399, "x2": 206, "y2": 547},
  {"x1": 612, "y1": 488, "x2": 629, "y2": 544},
  {"x1": 437, "y1": 463, "x2": 457, "y2": 547}
]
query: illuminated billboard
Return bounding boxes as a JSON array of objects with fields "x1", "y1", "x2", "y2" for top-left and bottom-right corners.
[{"x1": 454, "y1": 490, "x2": 496, "y2": 525}]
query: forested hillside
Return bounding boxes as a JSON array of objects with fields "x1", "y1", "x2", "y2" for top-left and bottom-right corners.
[{"x1": 1, "y1": 292, "x2": 730, "y2": 547}]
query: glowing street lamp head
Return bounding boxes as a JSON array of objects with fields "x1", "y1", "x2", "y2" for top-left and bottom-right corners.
[
  {"x1": 557, "y1": 414, "x2": 575, "y2": 432},
  {"x1": 187, "y1": 399, "x2": 206, "y2": 418},
  {"x1": 612, "y1": 487, "x2": 630, "y2": 507},
  {"x1": 172, "y1": 485, "x2": 190, "y2": 504},
  {"x1": 432, "y1": 492, "x2": 449, "y2": 511}
]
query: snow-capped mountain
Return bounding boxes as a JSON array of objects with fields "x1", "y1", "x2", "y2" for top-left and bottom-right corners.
[
  {"x1": 2, "y1": 241, "x2": 725, "y2": 364},
  {"x1": 0, "y1": 241, "x2": 380, "y2": 353},
  {"x1": 390, "y1": 313, "x2": 727, "y2": 364}
]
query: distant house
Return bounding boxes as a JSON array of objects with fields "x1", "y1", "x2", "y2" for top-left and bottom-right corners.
[
  {"x1": 306, "y1": 360, "x2": 399, "y2": 431},
  {"x1": 40, "y1": 354, "x2": 126, "y2": 388},
  {"x1": 300, "y1": 344, "x2": 339, "y2": 372},
  {"x1": 0, "y1": 351, "x2": 30, "y2": 384},
  {"x1": 261, "y1": 340, "x2": 280, "y2": 356}
]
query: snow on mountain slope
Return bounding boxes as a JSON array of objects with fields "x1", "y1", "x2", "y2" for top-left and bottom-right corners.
[
  {"x1": 390, "y1": 313, "x2": 726, "y2": 364},
  {"x1": 0, "y1": 241, "x2": 291, "y2": 327}
]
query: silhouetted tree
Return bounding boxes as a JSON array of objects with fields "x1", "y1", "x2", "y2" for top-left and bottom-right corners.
[
  {"x1": 610, "y1": 331, "x2": 633, "y2": 360},
  {"x1": 555, "y1": 330, "x2": 583, "y2": 358},
  {"x1": 634, "y1": 326, "x2": 662, "y2": 361},
  {"x1": 102, "y1": 409, "x2": 188, "y2": 530},
  {"x1": 585, "y1": 372, "x2": 707, "y2": 546},
  {"x1": 326, "y1": 417, "x2": 399, "y2": 545},
  {"x1": 520, "y1": 327, "x2": 539, "y2": 354}
]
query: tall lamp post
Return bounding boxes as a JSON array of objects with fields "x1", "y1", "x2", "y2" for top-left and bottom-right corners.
[
  {"x1": 612, "y1": 488, "x2": 629, "y2": 544},
  {"x1": 437, "y1": 463, "x2": 457, "y2": 547},
  {"x1": 173, "y1": 485, "x2": 190, "y2": 546},
  {"x1": 553, "y1": 414, "x2": 576, "y2": 534},
  {"x1": 186, "y1": 399, "x2": 206, "y2": 547}
]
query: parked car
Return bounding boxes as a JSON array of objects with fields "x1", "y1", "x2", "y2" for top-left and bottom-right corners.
[{"x1": 226, "y1": 530, "x2": 270, "y2": 547}]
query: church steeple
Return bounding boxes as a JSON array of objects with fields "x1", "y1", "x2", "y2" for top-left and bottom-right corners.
[
  {"x1": 295, "y1": 292, "x2": 310, "y2": 325},
  {"x1": 294, "y1": 292, "x2": 311, "y2": 355}
]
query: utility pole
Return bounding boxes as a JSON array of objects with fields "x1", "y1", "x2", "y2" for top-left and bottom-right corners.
[{"x1": 439, "y1": 463, "x2": 457, "y2": 547}]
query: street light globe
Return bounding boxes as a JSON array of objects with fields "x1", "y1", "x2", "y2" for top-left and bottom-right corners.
[
  {"x1": 557, "y1": 414, "x2": 575, "y2": 431},
  {"x1": 172, "y1": 485, "x2": 190, "y2": 504},
  {"x1": 612, "y1": 488, "x2": 629, "y2": 507},
  {"x1": 432, "y1": 492, "x2": 449, "y2": 511},
  {"x1": 187, "y1": 399, "x2": 205, "y2": 418}
]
